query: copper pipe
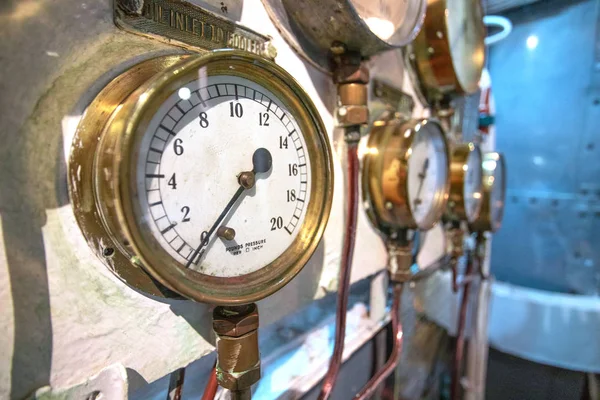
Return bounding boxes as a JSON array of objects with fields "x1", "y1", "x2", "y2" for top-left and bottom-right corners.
[
  {"x1": 451, "y1": 251, "x2": 476, "y2": 400},
  {"x1": 318, "y1": 139, "x2": 360, "y2": 400},
  {"x1": 167, "y1": 368, "x2": 185, "y2": 400},
  {"x1": 201, "y1": 365, "x2": 218, "y2": 400},
  {"x1": 354, "y1": 284, "x2": 404, "y2": 400}
]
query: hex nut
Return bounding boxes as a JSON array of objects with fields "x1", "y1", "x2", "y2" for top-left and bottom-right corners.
[
  {"x1": 336, "y1": 105, "x2": 369, "y2": 127},
  {"x1": 213, "y1": 304, "x2": 259, "y2": 337},
  {"x1": 216, "y1": 362, "x2": 261, "y2": 391}
]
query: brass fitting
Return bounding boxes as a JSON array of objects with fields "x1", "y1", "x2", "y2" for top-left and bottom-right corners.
[
  {"x1": 213, "y1": 304, "x2": 261, "y2": 393},
  {"x1": 332, "y1": 61, "x2": 370, "y2": 85},
  {"x1": 387, "y1": 241, "x2": 413, "y2": 283}
]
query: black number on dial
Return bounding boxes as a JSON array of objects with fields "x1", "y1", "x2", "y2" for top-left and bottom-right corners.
[
  {"x1": 288, "y1": 163, "x2": 298, "y2": 176},
  {"x1": 168, "y1": 173, "x2": 177, "y2": 189},
  {"x1": 259, "y1": 112, "x2": 270, "y2": 126},
  {"x1": 229, "y1": 102, "x2": 243, "y2": 118},
  {"x1": 173, "y1": 138, "x2": 184, "y2": 155},
  {"x1": 286, "y1": 189, "x2": 296, "y2": 202},
  {"x1": 199, "y1": 112, "x2": 209, "y2": 128},
  {"x1": 279, "y1": 136, "x2": 288, "y2": 149},
  {"x1": 270, "y1": 216, "x2": 284, "y2": 230},
  {"x1": 181, "y1": 206, "x2": 191, "y2": 222}
]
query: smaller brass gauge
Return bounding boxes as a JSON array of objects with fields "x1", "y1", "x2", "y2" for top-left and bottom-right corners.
[
  {"x1": 446, "y1": 143, "x2": 484, "y2": 223},
  {"x1": 363, "y1": 117, "x2": 450, "y2": 235},
  {"x1": 469, "y1": 152, "x2": 506, "y2": 233},
  {"x1": 68, "y1": 50, "x2": 333, "y2": 304},
  {"x1": 405, "y1": 0, "x2": 486, "y2": 106}
]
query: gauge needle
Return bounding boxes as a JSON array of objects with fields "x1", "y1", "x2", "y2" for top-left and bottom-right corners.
[
  {"x1": 413, "y1": 158, "x2": 429, "y2": 209},
  {"x1": 185, "y1": 148, "x2": 273, "y2": 268}
]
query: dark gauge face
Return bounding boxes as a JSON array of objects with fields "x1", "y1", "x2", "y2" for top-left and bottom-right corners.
[
  {"x1": 137, "y1": 76, "x2": 311, "y2": 277},
  {"x1": 446, "y1": 0, "x2": 486, "y2": 92}
]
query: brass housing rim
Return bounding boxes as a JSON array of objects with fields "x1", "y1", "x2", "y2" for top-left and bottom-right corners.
[
  {"x1": 362, "y1": 116, "x2": 450, "y2": 236},
  {"x1": 446, "y1": 143, "x2": 483, "y2": 223},
  {"x1": 68, "y1": 55, "x2": 188, "y2": 298},
  {"x1": 404, "y1": 0, "x2": 486, "y2": 106},
  {"x1": 72, "y1": 50, "x2": 334, "y2": 304},
  {"x1": 469, "y1": 152, "x2": 506, "y2": 233}
]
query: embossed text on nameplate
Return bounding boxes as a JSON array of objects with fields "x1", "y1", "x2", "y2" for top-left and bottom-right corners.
[{"x1": 114, "y1": 0, "x2": 276, "y2": 59}]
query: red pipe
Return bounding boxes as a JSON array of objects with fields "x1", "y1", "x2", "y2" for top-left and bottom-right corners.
[
  {"x1": 201, "y1": 365, "x2": 218, "y2": 400},
  {"x1": 354, "y1": 284, "x2": 404, "y2": 400},
  {"x1": 451, "y1": 252, "x2": 476, "y2": 400},
  {"x1": 318, "y1": 141, "x2": 360, "y2": 400}
]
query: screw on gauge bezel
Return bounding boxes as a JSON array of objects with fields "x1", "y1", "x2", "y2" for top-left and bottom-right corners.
[{"x1": 70, "y1": 50, "x2": 334, "y2": 304}]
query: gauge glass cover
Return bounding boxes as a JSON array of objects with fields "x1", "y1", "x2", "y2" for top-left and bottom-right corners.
[
  {"x1": 407, "y1": 122, "x2": 449, "y2": 229},
  {"x1": 490, "y1": 157, "x2": 506, "y2": 228},
  {"x1": 137, "y1": 76, "x2": 312, "y2": 277},
  {"x1": 349, "y1": 0, "x2": 426, "y2": 44},
  {"x1": 463, "y1": 147, "x2": 483, "y2": 222}
]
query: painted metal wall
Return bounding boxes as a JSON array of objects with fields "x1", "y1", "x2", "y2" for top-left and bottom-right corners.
[{"x1": 488, "y1": 0, "x2": 600, "y2": 294}]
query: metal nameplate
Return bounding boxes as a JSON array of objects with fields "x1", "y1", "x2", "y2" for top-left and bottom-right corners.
[
  {"x1": 114, "y1": 0, "x2": 277, "y2": 59},
  {"x1": 372, "y1": 79, "x2": 415, "y2": 117}
]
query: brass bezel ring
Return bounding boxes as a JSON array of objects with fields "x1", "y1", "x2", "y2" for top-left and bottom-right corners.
[
  {"x1": 446, "y1": 143, "x2": 484, "y2": 223},
  {"x1": 73, "y1": 50, "x2": 334, "y2": 304},
  {"x1": 362, "y1": 117, "x2": 450, "y2": 237}
]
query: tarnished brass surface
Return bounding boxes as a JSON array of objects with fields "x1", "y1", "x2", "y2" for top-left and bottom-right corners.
[
  {"x1": 387, "y1": 240, "x2": 413, "y2": 283},
  {"x1": 214, "y1": 304, "x2": 261, "y2": 392},
  {"x1": 338, "y1": 83, "x2": 368, "y2": 106},
  {"x1": 114, "y1": 0, "x2": 276, "y2": 59},
  {"x1": 469, "y1": 153, "x2": 506, "y2": 233},
  {"x1": 68, "y1": 55, "x2": 187, "y2": 298},
  {"x1": 405, "y1": 0, "x2": 485, "y2": 106},
  {"x1": 70, "y1": 50, "x2": 334, "y2": 304},
  {"x1": 362, "y1": 117, "x2": 450, "y2": 235},
  {"x1": 446, "y1": 143, "x2": 483, "y2": 223},
  {"x1": 213, "y1": 304, "x2": 259, "y2": 338}
]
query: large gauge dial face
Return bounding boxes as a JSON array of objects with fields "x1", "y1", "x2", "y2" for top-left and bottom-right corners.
[
  {"x1": 70, "y1": 52, "x2": 333, "y2": 304},
  {"x1": 446, "y1": 0, "x2": 486, "y2": 92},
  {"x1": 463, "y1": 147, "x2": 483, "y2": 222},
  {"x1": 138, "y1": 76, "x2": 311, "y2": 277},
  {"x1": 407, "y1": 122, "x2": 449, "y2": 229},
  {"x1": 349, "y1": 0, "x2": 426, "y2": 44}
]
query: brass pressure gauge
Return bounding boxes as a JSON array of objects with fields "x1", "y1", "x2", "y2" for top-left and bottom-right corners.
[
  {"x1": 405, "y1": 0, "x2": 486, "y2": 106},
  {"x1": 363, "y1": 117, "x2": 450, "y2": 235},
  {"x1": 469, "y1": 152, "x2": 506, "y2": 233},
  {"x1": 446, "y1": 143, "x2": 484, "y2": 223},
  {"x1": 69, "y1": 51, "x2": 333, "y2": 304}
]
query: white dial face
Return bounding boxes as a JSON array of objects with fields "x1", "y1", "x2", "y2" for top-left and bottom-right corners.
[
  {"x1": 136, "y1": 76, "x2": 311, "y2": 278},
  {"x1": 490, "y1": 160, "x2": 505, "y2": 228},
  {"x1": 350, "y1": 0, "x2": 423, "y2": 43},
  {"x1": 407, "y1": 123, "x2": 448, "y2": 228},
  {"x1": 463, "y1": 148, "x2": 483, "y2": 221},
  {"x1": 446, "y1": 0, "x2": 485, "y2": 92}
]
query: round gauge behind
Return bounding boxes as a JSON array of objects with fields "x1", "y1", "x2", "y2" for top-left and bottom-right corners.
[
  {"x1": 469, "y1": 152, "x2": 506, "y2": 233},
  {"x1": 463, "y1": 145, "x2": 483, "y2": 222},
  {"x1": 262, "y1": 0, "x2": 427, "y2": 72},
  {"x1": 404, "y1": 0, "x2": 486, "y2": 105},
  {"x1": 407, "y1": 121, "x2": 451, "y2": 230},
  {"x1": 489, "y1": 154, "x2": 506, "y2": 230},
  {"x1": 446, "y1": 0, "x2": 487, "y2": 93},
  {"x1": 70, "y1": 51, "x2": 334, "y2": 304}
]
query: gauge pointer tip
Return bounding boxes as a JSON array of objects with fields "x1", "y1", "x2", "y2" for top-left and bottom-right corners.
[{"x1": 253, "y1": 148, "x2": 272, "y2": 174}]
